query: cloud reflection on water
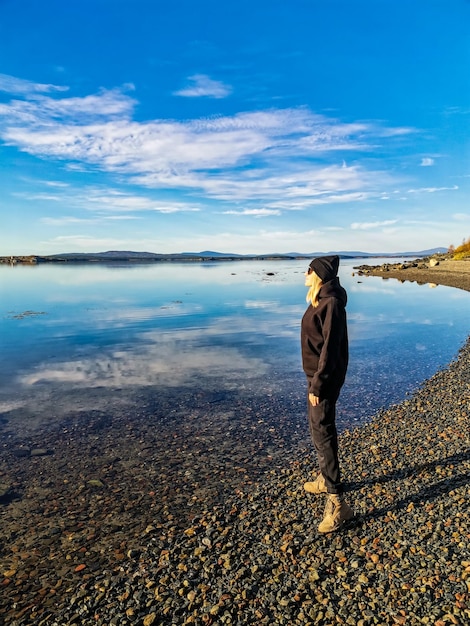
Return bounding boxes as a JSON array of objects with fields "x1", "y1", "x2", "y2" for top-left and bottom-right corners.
[{"x1": 20, "y1": 332, "x2": 269, "y2": 389}]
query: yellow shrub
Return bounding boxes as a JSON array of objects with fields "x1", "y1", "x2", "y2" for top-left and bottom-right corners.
[{"x1": 452, "y1": 237, "x2": 470, "y2": 259}]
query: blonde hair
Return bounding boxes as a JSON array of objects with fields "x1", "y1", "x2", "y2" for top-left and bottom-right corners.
[{"x1": 306, "y1": 271, "x2": 323, "y2": 307}]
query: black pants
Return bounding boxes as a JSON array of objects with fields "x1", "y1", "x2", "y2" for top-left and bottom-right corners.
[{"x1": 307, "y1": 390, "x2": 342, "y2": 495}]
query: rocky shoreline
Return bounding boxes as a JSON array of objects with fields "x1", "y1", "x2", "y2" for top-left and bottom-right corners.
[
  {"x1": 1, "y1": 265, "x2": 469, "y2": 625},
  {"x1": 354, "y1": 257, "x2": 470, "y2": 292}
]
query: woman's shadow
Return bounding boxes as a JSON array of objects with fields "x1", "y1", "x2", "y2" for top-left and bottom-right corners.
[{"x1": 343, "y1": 448, "x2": 470, "y2": 523}]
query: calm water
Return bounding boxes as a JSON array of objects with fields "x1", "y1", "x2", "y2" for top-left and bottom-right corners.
[{"x1": 0, "y1": 259, "x2": 469, "y2": 443}]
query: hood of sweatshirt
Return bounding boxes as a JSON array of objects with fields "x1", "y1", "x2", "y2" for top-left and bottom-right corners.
[{"x1": 318, "y1": 277, "x2": 347, "y2": 307}]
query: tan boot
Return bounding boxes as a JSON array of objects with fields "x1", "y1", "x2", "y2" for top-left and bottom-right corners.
[
  {"x1": 303, "y1": 473, "x2": 327, "y2": 495},
  {"x1": 318, "y1": 494, "x2": 353, "y2": 533}
]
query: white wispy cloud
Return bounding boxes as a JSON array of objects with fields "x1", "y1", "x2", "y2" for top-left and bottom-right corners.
[
  {"x1": 42, "y1": 180, "x2": 70, "y2": 187},
  {"x1": 41, "y1": 217, "x2": 100, "y2": 225},
  {"x1": 80, "y1": 190, "x2": 201, "y2": 213},
  {"x1": 350, "y1": 219, "x2": 398, "y2": 230},
  {"x1": 41, "y1": 215, "x2": 140, "y2": 226},
  {"x1": 0, "y1": 88, "x2": 136, "y2": 126},
  {"x1": 407, "y1": 185, "x2": 458, "y2": 193},
  {"x1": 221, "y1": 208, "x2": 281, "y2": 217},
  {"x1": 19, "y1": 184, "x2": 202, "y2": 215},
  {"x1": 167, "y1": 165, "x2": 383, "y2": 204},
  {"x1": 174, "y1": 74, "x2": 232, "y2": 98},
  {"x1": 13, "y1": 191, "x2": 63, "y2": 202},
  {"x1": 0, "y1": 73, "x2": 68, "y2": 94},
  {"x1": 0, "y1": 76, "x2": 415, "y2": 212},
  {"x1": 420, "y1": 157, "x2": 434, "y2": 166},
  {"x1": 452, "y1": 212, "x2": 469, "y2": 221}
]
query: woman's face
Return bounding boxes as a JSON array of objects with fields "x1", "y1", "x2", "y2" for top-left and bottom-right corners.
[{"x1": 305, "y1": 267, "x2": 318, "y2": 287}]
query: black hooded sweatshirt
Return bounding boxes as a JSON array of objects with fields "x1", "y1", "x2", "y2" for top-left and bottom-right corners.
[{"x1": 301, "y1": 277, "x2": 349, "y2": 399}]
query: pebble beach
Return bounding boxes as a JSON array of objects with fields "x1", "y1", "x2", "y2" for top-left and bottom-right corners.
[{"x1": 1, "y1": 262, "x2": 469, "y2": 625}]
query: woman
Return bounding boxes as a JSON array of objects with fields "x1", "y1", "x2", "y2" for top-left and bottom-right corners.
[{"x1": 301, "y1": 255, "x2": 353, "y2": 533}]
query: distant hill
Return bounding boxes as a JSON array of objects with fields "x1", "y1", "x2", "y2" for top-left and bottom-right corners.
[
  {"x1": 299, "y1": 248, "x2": 448, "y2": 258},
  {"x1": 47, "y1": 247, "x2": 447, "y2": 260},
  {"x1": 181, "y1": 250, "x2": 243, "y2": 257},
  {"x1": 61, "y1": 249, "x2": 297, "y2": 259},
  {"x1": 50, "y1": 250, "x2": 165, "y2": 259},
  {"x1": 1, "y1": 248, "x2": 449, "y2": 265}
]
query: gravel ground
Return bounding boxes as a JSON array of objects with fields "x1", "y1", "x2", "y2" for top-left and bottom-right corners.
[{"x1": 1, "y1": 264, "x2": 469, "y2": 625}]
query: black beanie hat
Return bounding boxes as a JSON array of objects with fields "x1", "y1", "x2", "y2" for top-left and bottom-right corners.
[{"x1": 309, "y1": 255, "x2": 340, "y2": 282}]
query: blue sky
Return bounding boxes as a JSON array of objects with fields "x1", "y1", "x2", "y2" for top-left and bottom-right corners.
[{"x1": 0, "y1": 0, "x2": 469, "y2": 255}]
